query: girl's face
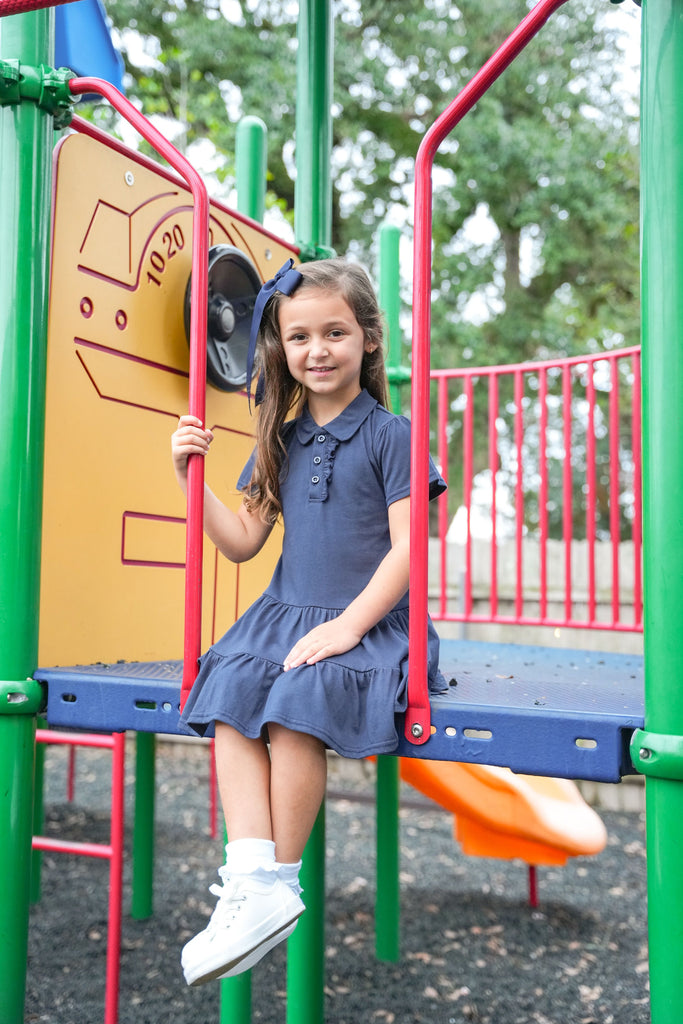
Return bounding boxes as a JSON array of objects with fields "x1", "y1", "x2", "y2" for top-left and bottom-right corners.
[{"x1": 278, "y1": 288, "x2": 376, "y2": 418}]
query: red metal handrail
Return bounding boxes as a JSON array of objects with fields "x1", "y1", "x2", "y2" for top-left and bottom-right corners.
[
  {"x1": 408, "y1": 0, "x2": 571, "y2": 744},
  {"x1": 0, "y1": 0, "x2": 80, "y2": 13},
  {"x1": 68, "y1": 78, "x2": 210, "y2": 711},
  {"x1": 430, "y1": 347, "x2": 643, "y2": 633}
]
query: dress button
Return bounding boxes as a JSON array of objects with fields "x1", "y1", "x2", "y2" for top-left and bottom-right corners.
[
  {"x1": 317, "y1": 434, "x2": 326, "y2": 443},
  {"x1": 313, "y1": 456, "x2": 322, "y2": 465},
  {"x1": 311, "y1": 475, "x2": 320, "y2": 484}
]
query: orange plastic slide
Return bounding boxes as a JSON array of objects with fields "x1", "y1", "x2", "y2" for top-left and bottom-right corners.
[{"x1": 399, "y1": 759, "x2": 607, "y2": 866}]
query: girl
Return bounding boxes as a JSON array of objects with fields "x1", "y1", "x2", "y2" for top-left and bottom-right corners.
[{"x1": 171, "y1": 257, "x2": 446, "y2": 986}]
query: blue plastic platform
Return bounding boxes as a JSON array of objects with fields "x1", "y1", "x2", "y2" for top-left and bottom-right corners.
[{"x1": 35, "y1": 639, "x2": 644, "y2": 783}]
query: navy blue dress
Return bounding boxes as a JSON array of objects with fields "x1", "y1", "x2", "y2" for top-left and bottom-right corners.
[{"x1": 180, "y1": 389, "x2": 447, "y2": 757}]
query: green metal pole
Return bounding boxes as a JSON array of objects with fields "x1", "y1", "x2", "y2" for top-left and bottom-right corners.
[
  {"x1": 374, "y1": 757, "x2": 400, "y2": 961},
  {"x1": 629, "y1": 2, "x2": 683, "y2": 1022},
  {"x1": 131, "y1": 732, "x2": 156, "y2": 919},
  {"x1": 375, "y1": 223, "x2": 403, "y2": 963},
  {"x1": 236, "y1": 115, "x2": 267, "y2": 225},
  {"x1": 286, "y1": 4, "x2": 333, "y2": 1022},
  {"x1": 30, "y1": 719, "x2": 46, "y2": 904},
  {"x1": 0, "y1": 11, "x2": 54, "y2": 1024},
  {"x1": 217, "y1": 115, "x2": 268, "y2": 1024},
  {"x1": 286, "y1": 803, "x2": 326, "y2": 1024},
  {"x1": 293, "y1": 0, "x2": 333, "y2": 257},
  {"x1": 221, "y1": 969, "x2": 252, "y2": 1022},
  {"x1": 0, "y1": 685, "x2": 44, "y2": 1024},
  {"x1": 380, "y1": 222, "x2": 408, "y2": 413}
]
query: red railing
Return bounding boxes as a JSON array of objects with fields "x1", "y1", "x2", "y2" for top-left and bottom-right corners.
[
  {"x1": 33, "y1": 730, "x2": 125, "y2": 1024},
  {"x1": 430, "y1": 347, "x2": 643, "y2": 633},
  {"x1": 406, "y1": 0, "x2": 571, "y2": 743}
]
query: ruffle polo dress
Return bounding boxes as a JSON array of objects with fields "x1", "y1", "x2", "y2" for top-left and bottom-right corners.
[{"x1": 180, "y1": 389, "x2": 447, "y2": 758}]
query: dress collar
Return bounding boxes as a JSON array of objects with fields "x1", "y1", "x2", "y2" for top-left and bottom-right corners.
[{"x1": 295, "y1": 389, "x2": 378, "y2": 443}]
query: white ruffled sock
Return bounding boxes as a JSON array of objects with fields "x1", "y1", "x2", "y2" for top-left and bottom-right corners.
[
  {"x1": 277, "y1": 859, "x2": 303, "y2": 896},
  {"x1": 223, "y1": 838, "x2": 277, "y2": 884}
]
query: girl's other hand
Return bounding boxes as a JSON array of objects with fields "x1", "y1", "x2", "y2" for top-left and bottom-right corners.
[
  {"x1": 283, "y1": 617, "x2": 362, "y2": 671},
  {"x1": 172, "y1": 415, "x2": 213, "y2": 484}
]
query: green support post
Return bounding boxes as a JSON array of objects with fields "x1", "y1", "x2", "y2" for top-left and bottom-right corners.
[
  {"x1": 0, "y1": 683, "x2": 44, "y2": 1024},
  {"x1": 286, "y1": 3, "x2": 333, "y2": 1022},
  {"x1": 131, "y1": 732, "x2": 156, "y2": 919},
  {"x1": 375, "y1": 222, "x2": 405, "y2": 963},
  {"x1": 30, "y1": 719, "x2": 47, "y2": 904},
  {"x1": 217, "y1": 114, "x2": 268, "y2": 1024},
  {"x1": 294, "y1": 0, "x2": 333, "y2": 257},
  {"x1": 236, "y1": 115, "x2": 267, "y2": 226},
  {"x1": 374, "y1": 756, "x2": 400, "y2": 962},
  {"x1": 630, "y1": 2, "x2": 683, "y2": 1021},
  {"x1": 286, "y1": 803, "x2": 326, "y2": 1024},
  {"x1": 0, "y1": 11, "x2": 54, "y2": 1024},
  {"x1": 379, "y1": 222, "x2": 411, "y2": 414}
]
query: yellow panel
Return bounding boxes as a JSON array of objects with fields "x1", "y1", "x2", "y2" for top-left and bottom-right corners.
[{"x1": 39, "y1": 130, "x2": 293, "y2": 666}]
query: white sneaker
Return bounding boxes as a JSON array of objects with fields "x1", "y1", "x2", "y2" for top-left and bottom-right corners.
[
  {"x1": 181, "y1": 869, "x2": 305, "y2": 987},
  {"x1": 218, "y1": 919, "x2": 298, "y2": 979}
]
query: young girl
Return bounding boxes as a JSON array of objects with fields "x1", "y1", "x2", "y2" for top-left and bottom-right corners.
[{"x1": 171, "y1": 257, "x2": 446, "y2": 987}]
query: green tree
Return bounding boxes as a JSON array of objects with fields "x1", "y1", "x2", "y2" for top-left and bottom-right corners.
[
  {"x1": 96, "y1": 0, "x2": 640, "y2": 527},
  {"x1": 99, "y1": 0, "x2": 638, "y2": 364}
]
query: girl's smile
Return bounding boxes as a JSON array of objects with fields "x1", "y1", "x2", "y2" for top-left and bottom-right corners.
[{"x1": 278, "y1": 289, "x2": 376, "y2": 420}]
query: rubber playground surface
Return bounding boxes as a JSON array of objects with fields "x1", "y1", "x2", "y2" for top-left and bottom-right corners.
[{"x1": 26, "y1": 740, "x2": 649, "y2": 1024}]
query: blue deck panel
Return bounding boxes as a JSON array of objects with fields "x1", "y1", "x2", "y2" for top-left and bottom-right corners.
[
  {"x1": 393, "y1": 641, "x2": 644, "y2": 782},
  {"x1": 35, "y1": 639, "x2": 644, "y2": 783},
  {"x1": 36, "y1": 659, "x2": 185, "y2": 737}
]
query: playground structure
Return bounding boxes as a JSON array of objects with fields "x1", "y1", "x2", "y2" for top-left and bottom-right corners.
[
  {"x1": 430, "y1": 347, "x2": 643, "y2": 634},
  {"x1": 1, "y1": 2, "x2": 681, "y2": 1024}
]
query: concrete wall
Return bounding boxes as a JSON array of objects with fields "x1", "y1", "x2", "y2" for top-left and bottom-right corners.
[{"x1": 430, "y1": 537, "x2": 643, "y2": 655}]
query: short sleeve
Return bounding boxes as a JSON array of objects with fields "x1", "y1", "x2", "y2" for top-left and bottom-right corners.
[
  {"x1": 375, "y1": 415, "x2": 446, "y2": 506},
  {"x1": 236, "y1": 447, "x2": 256, "y2": 491}
]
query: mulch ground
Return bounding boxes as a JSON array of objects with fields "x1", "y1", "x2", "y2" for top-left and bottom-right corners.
[{"x1": 25, "y1": 739, "x2": 649, "y2": 1024}]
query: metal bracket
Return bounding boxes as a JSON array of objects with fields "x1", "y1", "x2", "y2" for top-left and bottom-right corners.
[
  {"x1": 0, "y1": 678, "x2": 45, "y2": 716},
  {"x1": 386, "y1": 365, "x2": 412, "y2": 386},
  {"x1": 296, "y1": 242, "x2": 337, "y2": 262},
  {"x1": 404, "y1": 704, "x2": 431, "y2": 746},
  {"x1": 631, "y1": 727, "x2": 683, "y2": 781},
  {"x1": 0, "y1": 59, "x2": 75, "y2": 129}
]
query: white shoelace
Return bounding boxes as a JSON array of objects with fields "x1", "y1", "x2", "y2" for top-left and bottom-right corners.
[{"x1": 206, "y1": 870, "x2": 246, "y2": 933}]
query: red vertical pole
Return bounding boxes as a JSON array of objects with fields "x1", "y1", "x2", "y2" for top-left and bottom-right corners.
[
  {"x1": 488, "y1": 373, "x2": 499, "y2": 620},
  {"x1": 67, "y1": 746, "x2": 76, "y2": 802},
  {"x1": 528, "y1": 865, "x2": 538, "y2": 909},
  {"x1": 632, "y1": 351, "x2": 643, "y2": 627},
  {"x1": 609, "y1": 357, "x2": 621, "y2": 626},
  {"x1": 585, "y1": 362, "x2": 597, "y2": 624},
  {"x1": 463, "y1": 376, "x2": 474, "y2": 618},
  {"x1": 438, "y1": 375, "x2": 449, "y2": 619},
  {"x1": 538, "y1": 367, "x2": 549, "y2": 622},
  {"x1": 514, "y1": 370, "x2": 524, "y2": 622},
  {"x1": 105, "y1": 732, "x2": 125, "y2": 1024},
  {"x1": 562, "y1": 364, "x2": 573, "y2": 623}
]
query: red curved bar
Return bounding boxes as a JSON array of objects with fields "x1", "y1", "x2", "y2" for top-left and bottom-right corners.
[
  {"x1": 0, "y1": 0, "x2": 80, "y2": 14},
  {"x1": 68, "y1": 78, "x2": 209, "y2": 710},
  {"x1": 407, "y1": 0, "x2": 570, "y2": 744}
]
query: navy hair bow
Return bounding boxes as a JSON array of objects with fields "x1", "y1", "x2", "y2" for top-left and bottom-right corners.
[{"x1": 246, "y1": 258, "x2": 303, "y2": 409}]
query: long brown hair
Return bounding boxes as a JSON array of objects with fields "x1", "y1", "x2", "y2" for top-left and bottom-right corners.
[{"x1": 243, "y1": 258, "x2": 389, "y2": 524}]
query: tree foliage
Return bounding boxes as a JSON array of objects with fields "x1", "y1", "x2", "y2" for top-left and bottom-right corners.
[{"x1": 98, "y1": 0, "x2": 639, "y2": 377}]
